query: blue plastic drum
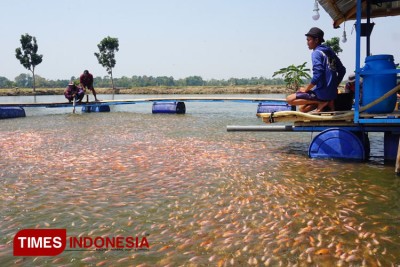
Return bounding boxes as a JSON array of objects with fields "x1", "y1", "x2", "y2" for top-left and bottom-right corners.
[
  {"x1": 152, "y1": 102, "x2": 186, "y2": 114},
  {"x1": 308, "y1": 128, "x2": 368, "y2": 161},
  {"x1": 257, "y1": 102, "x2": 294, "y2": 113},
  {"x1": 361, "y1": 54, "x2": 397, "y2": 113},
  {"x1": 0, "y1": 107, "x2": 26, "y2": 119},
  {"x1": 384, "y1": 132, "x2": 399, "y2": 161},
  {"x1": 81, "y1": 105, "x2": 110, "y2": 113}
]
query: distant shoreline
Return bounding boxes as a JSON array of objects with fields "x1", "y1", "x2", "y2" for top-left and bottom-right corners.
[{"x1": 0, "y1": 85, "x2": 292, "y2": 96}]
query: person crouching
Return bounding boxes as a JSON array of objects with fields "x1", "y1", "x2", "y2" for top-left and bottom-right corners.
[
  {"x1": 64, "y1": 82, "x2": 84, "y2": 103},
  {"x1": 286, "y1": 27, "x2": 346, "y2": 112}
]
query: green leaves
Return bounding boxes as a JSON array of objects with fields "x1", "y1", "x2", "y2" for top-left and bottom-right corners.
[
  {"x1": 15, "y1": 34, "x2": 43, "y2": 71},
  {"x1": 15, "y1": 33, "x2": 43, "y2": 92},
  {"x1": 324, "y1": 37, "x2": 342, "y2": 55},
  {"x1": 272, "y1": 62, "x2": 311, "y2": 91},
  {"x1": 94, "y1": 36, "x2": 119, "y2": 89},
  {"x1": 271, "y1": 37, "x2": 343, "y2": 91},
  {"x1": 94, "y1": 36, "x2": 119, "y2": 75}
]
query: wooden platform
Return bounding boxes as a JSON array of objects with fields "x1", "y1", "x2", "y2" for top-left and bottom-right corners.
[{"x1": 258, "y1": 110, "x2": 400, "y2": 125}]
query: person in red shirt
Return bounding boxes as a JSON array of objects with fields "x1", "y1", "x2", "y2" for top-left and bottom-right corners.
[
  {"x1": 64, "y1": 82, "x2": 84, "y2": 103},
  {"x1": 80, "y1": 70, "x2": 99, "y2": 101},
  {"x1": 344, "y1": 74, "x2": 356, "y2": 94}
]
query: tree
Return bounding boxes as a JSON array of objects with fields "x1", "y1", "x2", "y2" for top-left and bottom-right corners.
[
  {"x1": 324, "y1": 37, "x2": 342, "y2": 55},
  {"x1": 15, "y1": 34, "x2": 43, "y2": 92},
  {"x1": 272, "y1": 62, "x2": 311, "y2": 91},
  {"x1": 186, "y1": 76, "x2": 204, "y2": 86},
  {"x1": 34, "y1": 75, "x2": 49, "y2": 88},
  {"x1": 94, "y1": 36, "x2": 119, "y2": 90},
  {"x1": 14, "y1": 73, "x2": 33, "y2": 88},
  {"x1": 0, "y1": 76, "x2": 13, "y2": 88}
]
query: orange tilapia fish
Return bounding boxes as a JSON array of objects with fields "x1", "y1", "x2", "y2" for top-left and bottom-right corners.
[{"x1": 315, "y1": 248, "x2": 330, "y2": 255}]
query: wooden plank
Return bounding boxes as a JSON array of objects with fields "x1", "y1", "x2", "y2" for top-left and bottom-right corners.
[
  {"x1": 262, "y1": 116, "x2": 304, "y2": 123},
  {"x1": 308, "y1": 111, "x2": 349, "y2": 116}
]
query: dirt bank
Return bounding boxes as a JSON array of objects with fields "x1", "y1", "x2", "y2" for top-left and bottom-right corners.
[{"x1": 0, "y1": 85, "x2": 292, "y2": 96}]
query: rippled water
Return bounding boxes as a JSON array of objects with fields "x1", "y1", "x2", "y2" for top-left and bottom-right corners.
[{"x1": 0, "y1": 95, "x2": 399, "y2": 266}]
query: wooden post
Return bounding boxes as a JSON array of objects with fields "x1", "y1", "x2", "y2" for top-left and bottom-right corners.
[
  {"x1": 396, "y1": 136, "x2": 400, "y2": 175},
  {"x1": 72, "y1": 97, "x2": 76, "y2": 114}
]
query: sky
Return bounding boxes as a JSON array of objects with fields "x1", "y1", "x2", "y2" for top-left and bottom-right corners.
[{"x1": 1, "y1": 0, "x2": 400, "y2": 81}]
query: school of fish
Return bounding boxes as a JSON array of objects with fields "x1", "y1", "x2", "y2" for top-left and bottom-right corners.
[{"x1": 0, "y1": 112, "x2": 399, "y2": 266}]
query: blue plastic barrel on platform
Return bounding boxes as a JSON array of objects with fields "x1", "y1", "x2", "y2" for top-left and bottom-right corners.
[
  {"x1": 257, "y1": 102, "x2": 295, "y2": 113},
  {"x1": 0, "y1": 107, "x2": 26, "y2": 119},
  {"x1": 308, "y1": 128, "x2": 368, "y2": 161},
  {"x1": 361, "y1": 54, "x2": 397, "y2": 113},
  {"x1": 81, "y1": 105, "x2": 110, "y2": 113},
  {"x1": 152, "y1": 102, "x2": 186, "y2": 114}
]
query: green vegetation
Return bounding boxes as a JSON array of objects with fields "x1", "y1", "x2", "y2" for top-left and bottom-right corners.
[
  {"x1": 0, "y1": 85, "x2": 291, "y2": 96},
  {"x1": 272, "y1": 37, "x2": 343, "y2": 90},
  {"x1": 94, "y1": 36, "x2": 119, "y2": 90},
  {"x1": 15, "y1": 34, "x2": 43, "y2": 92},
  {"x1": 272, "y1": 62, "x2": 311, "y2": 91},
  {"x1": 324, "y1": 37, "x2": 343, "y2": 55},
  {"x1": 0, "y1": 75, "x2": 286, "y2": 89}
]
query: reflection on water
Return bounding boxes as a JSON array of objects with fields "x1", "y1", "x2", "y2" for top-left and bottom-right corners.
[{"x1": 0, "y1": 95, "x2": 399, "y2": 266}]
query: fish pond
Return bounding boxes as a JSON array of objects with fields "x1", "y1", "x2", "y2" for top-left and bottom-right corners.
[{"x1": 0, "y1": 94, "x2": 399, "y2": 266}]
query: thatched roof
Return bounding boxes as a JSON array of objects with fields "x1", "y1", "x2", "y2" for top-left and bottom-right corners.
[{"x1": 318, "y1": 0, "x2": 400, "y2": 28}]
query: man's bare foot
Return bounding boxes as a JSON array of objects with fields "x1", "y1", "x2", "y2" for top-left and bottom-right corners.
[
  {"x1": 315, "y1": 101, "x2": 330, "y2": 112},
  {"x1": 300, "y1": 104, "x2": 317, "y2": 113}
]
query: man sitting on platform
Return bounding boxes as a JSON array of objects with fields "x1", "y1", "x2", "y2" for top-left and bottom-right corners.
[{"x1": 286, "y1": 27, "x2": 346, "y2": 113}]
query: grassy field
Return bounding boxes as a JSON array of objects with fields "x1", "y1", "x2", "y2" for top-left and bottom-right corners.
[{"x1": 0, "y1": 85, "x2": 292, "y2": 96}]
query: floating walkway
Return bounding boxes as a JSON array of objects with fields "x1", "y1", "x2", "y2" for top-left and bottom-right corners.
[
  {"x1": 0, "y1": 96, "x2": 290, "y2": 117},
  {"x1": 0, "y1": 96, "x2": 287, "y2": 108}
]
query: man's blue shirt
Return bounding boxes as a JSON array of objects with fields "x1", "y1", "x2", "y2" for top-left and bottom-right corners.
[{"x1": 310, "y1": 44, "x2": 346, "y2": 101}]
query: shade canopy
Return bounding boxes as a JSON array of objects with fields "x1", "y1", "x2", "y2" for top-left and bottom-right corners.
[{"x1": 318, "y1": 0, "x2": 400, "y2": 28}]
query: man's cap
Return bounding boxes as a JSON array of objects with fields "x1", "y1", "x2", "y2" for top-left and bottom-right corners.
[
  {"x1": 305, "y1": 27, "x2": 325, "y2": 42},
  {"x1": 348, "y1": 74, "x2": 356, "y2": 82},
  {"x1": 84, "y1": 70, "x2": 89, "y2": 74}
]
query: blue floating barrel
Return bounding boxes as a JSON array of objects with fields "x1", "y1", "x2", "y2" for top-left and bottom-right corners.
[
  {"x1": 257, "y1": 102, "x2": 295, "y2": 113},
  {"x1": 152, "y1": 102, "x2": 186, "y2": 114},
  {"x1": 81, "y1": 105, "x2": 110, "y2": 113},
  {"x1": 308, "y1": 128, "x2": 368, "y2": 161},
  {"x1": 361, "y1": 54, "x2": 397, "y2": 113},
  {"x1": 0, "y1": 107, "x2": 26, "y2": 119},
  {"x1": 384, "y1": 132, "x2": 399, "y2": 161}
]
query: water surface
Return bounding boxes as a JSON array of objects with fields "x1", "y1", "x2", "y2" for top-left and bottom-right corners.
[{"x1": 0, "y1": 94, "x2": 399, "y2": 266}]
